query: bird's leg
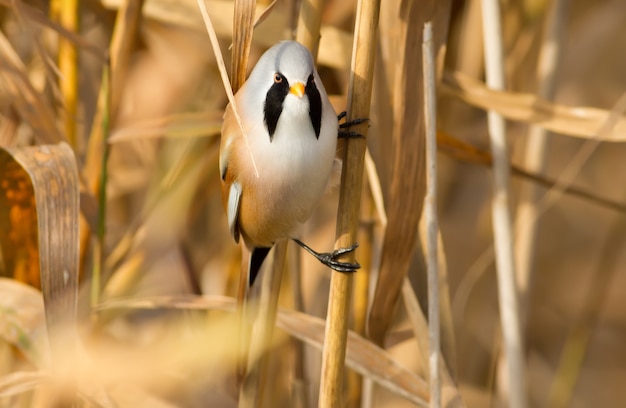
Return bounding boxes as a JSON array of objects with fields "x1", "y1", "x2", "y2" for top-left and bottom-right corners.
[
  {"x1": 292, "y1": 239, "x2": 360, "y2": 273},
  {"x1": 337, "y1": 111, "x2": 369, "y2": 139}
]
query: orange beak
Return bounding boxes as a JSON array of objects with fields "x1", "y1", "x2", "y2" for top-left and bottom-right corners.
[{"x1": 289, "y1": 82, "x2": 305, "y2": 98}]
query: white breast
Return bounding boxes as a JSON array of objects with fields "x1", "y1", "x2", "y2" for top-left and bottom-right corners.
[{"x1": 243, "y1": 91, "x2": 338, "y2": 238}]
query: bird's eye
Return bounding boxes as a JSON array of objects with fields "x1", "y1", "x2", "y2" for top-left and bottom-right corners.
[{"x1": 273, "y1": 73, "x2": 283, "y2": 83}]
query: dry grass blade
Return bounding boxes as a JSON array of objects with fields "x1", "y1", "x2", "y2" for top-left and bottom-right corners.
[
  {"x1": 368, "y1": 0, "x2": 452, "y2": 346},
  {"x1": 0, "y1": 371, "x2": 45, "y2": 399},
  {"x1": 0, "y1": 142, "x2": 80, "y2": 404},
  {"x1": 319, "y1": 0, "x2": 380, "y2": 404},
  {"x1": 108, "y1": 111, "x2": 223, "y2": 143},
  {"x1": 440, "y1": 70, "x2": 626, "y2": 141},
  {"x1": 231, "y1": 0, "x2": 255, "y2": 92},
  {"x1": 196, "y1": 0, "x2": 258, "y2": 177},
  {"x1": 0, "y1": 31, "x2": 63, "y2": 144},
  {"x1": 1, "y1": 0, "x2": 106, "y2": 60}
]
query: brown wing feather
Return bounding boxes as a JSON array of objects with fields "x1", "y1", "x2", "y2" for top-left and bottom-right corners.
[{"x1": 220, "y1": 104, "x2": 243, "y2": 243}]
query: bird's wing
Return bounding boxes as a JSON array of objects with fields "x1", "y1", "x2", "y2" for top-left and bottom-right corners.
[
  {"x1": 220, "y1": 104, "x2": 242, "y2": 243},
  {"x1": 226, "y1": 182, "x2": 242, "y2": 243}
]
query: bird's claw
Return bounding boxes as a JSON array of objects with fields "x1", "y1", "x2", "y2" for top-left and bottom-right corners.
[
  {"x1": 293, "y1": 239, "x2": 361, "y2": 273},
  {"x1": 337, "y1": 111, "x2": 369, "y2": 139}
]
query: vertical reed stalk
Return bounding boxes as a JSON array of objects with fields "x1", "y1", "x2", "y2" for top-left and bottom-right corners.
[
  {"x1": 58, "y1": 0, "x2": 79, "y2": 148},
  {"x1": 347, "y1": 183, "x2": 374, "y2": 407},
  {"x1": 84, "y1": 0, "x2": 145, "y2": 303},
  {"x1": 239, "y1": 241, "x2": 288, "y2": 407},
  {"x1": 480, "y1": 0, "x2": 527, "y2": 406},
  {"x1": 514, "y1": 0, "x2": 567, "y2": 321},
  {"x1": 319, "y1": 0, "x2": 380, "y2": 405},
  {"x1": 295, "y1": 0, "x2": 325, "y2": 58},
  {"x1": 422, "y1": 21, "x2": 441, "y2": 408},
  {"x1": 91, "y1": 59, "x2": 110, "y2": 309}
]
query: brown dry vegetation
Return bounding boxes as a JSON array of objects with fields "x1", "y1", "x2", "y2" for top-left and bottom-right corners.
[{"x1": 1, "y1": 0, "x2": 626, "y2": 407}]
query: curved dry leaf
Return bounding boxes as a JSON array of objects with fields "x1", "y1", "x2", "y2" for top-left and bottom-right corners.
[
  {"x1": 0, "y1": 278, "x2": 48, "y2": 366},
  {"x1": 441, "y1": 71, "x2": 626, "y2": 141},
  {"x1": 0, "y1": 155, "x2": 40, "y2": 287},
  {"x1": 108, "y1": 111, "x2": 223, "y2": 143},
  {"x1": 0, "y1": 143, "x2": 79, "y2": 369},
  {"x1": 95, "y1": 295, "x2": 430, "y2": 406}
]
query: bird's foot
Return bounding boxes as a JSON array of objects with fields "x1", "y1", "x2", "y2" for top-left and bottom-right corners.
[
  {"x1": 293, "y1": 239, "x2": 360, "y2": 273},
  {"x1": 337, "y1": 111, "x2": 369, "y2": 139}
]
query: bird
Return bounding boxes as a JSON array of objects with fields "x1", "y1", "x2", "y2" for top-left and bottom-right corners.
[{"x1": 219, "y1": 40, "x2": 361, "y2": 288}]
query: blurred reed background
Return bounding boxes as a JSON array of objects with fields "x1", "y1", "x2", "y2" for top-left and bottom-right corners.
[{"x1": 1, "y1": 0, "x2": 626, "y2": 407}]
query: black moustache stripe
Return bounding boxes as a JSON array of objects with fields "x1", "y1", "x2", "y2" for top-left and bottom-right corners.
[
  {"x1": 306, "y1": 74, "x2": 322, "y2": 139},
  {"x1": 264, "y1": 75, "x2": 289, "y2": 141}
]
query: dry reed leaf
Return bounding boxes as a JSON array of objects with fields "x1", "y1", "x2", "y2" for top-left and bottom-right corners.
[
  {"x1": 231, "y1": 0, "x2": 255, "y2": 92},
  {"x1": 0, "y1": 143, "x2": 80, "y2": 372},
  {"x1": 0, "y1": 278, "x2": 48, "y2": 366},
  {"x1": 108, "y1": 111, "x2": 223, "y2": 143},
  {"x1": 368, "y1": 0, "x2": 452, "y2": 346},
  {"x1": 252, "y1": 0, "x2": 277, "y2": 29},
  {"x1": 95, "y1": 295, "x2": 430, "y2": 406},
  {"x1": 279, "y1": 309, "x2": 429, "y2": 407},
  {"x1": 441, "y1": 70, "x2": 626, "y2": 141}
]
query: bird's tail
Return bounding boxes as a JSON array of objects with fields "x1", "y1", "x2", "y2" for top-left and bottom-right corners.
[{"x1": 235, "y1": 246, "x2": 271, "y2": 383}]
